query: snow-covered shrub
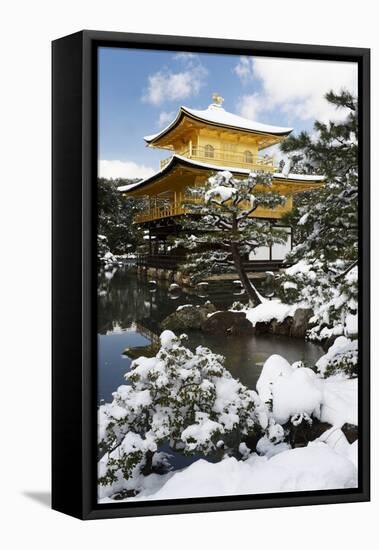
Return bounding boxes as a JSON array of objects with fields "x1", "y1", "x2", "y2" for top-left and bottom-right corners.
[
  {"x1": 256, "y1": 349, "x2": 358, "y2": 447},
  {"x1": 98, "y1": 330, "x2": 265, "y2": 497},
  {"x1": 257, "y1": 354, "x2": 322, "y2": 426},
  {"x1": 316, "y1": 336, "x2": 358, "y2": 378}
]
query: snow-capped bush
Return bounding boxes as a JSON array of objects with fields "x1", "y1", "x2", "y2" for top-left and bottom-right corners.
[
  {"x1": 257, "y1": 354, "x2": 322, "y2": 426},
  {"x1": 98, "y1": 331, "x2": 265, "y2": 498},
  {"x1": 256, "y1": 350, "x2": 357, "y2": 438},
  {"x1": 316, "y1": 336, "x2": 358, "y2": 378}
]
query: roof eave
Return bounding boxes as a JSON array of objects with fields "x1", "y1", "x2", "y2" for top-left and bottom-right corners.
[{"x1": 144, "y1": 107, "x2": 293, "y2": 146}]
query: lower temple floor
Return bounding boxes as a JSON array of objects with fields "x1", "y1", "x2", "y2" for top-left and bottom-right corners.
[
  {"x1": 136, "y1": 253, "x2": 285, "y2": 272},
  {"x1": 139, "y1": 221, "x2": 292, "y2": 276}
]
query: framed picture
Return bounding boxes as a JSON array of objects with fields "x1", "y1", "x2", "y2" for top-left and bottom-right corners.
[{"x1": 52, "y1": 30, "x2": 370, "y2": 520}]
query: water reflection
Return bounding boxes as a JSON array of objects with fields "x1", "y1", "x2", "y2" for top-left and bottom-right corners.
[{"x1": 97, "y1": 265, "x2": 324, "y2": 403}]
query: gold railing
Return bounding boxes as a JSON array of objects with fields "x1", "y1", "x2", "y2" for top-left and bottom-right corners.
[
  {"x1": 134, "y1": 203, "x2": 187, "y2": 223},
  {"x1": 133, "y1": 196, "x2": 291, "y2": 224},
  {"x1": 160, "y1": 146, "x2": 276, "y2": 171}
]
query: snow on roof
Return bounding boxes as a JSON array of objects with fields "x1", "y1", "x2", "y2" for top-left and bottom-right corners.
[
  {"x1": 174, "y1": 155, "x2": 324, "y2": 182},
  {"x1": 144, "y1": 103, "x2": 293, "y2": 143},
  {"x1": 118, "y1": 154, "x2": 324, "y2": 194},
  {"x1": 117, "y1": 181, "x2": 144, "y2": 192}
]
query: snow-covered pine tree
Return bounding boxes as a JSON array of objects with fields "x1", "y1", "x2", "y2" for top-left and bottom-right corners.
[
  {"x1": 97, "y1": 177, "x2": 145, "y2": 256},
  {"x1": 277, "y1": 90, "x2": 358, "y2": 343},
  {"x1": 98, "y1": 330, "x2": 266, "y2": 498},
  {"x1": 173, "y1": 170, "x2": 287, "y2": 305}
]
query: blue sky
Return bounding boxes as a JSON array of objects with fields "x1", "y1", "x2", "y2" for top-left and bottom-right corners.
[{"x1": 98, "y1": 47, "x2": 358, "y2": 179}]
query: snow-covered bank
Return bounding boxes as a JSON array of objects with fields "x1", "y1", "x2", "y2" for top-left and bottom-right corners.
[
  {"x1": 98, "y1": 332, "x2": 358, "y2": 504},
  {"x1": 99, "y1": 439, "x2": 356, "y2": 503}
]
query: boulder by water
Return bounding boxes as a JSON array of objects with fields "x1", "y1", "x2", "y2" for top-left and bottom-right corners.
[
  {"x1": 161, "y1": 302, "x2": 217, "y2": 331},
  {"x1": 255, "y1": 308, "x2": 313, "y2": 338},
  {"x1": 202, "y1": 311, "x2": 254, "y2": 336},
  {"x1": 291, "y1": 308, "x2": 314, "y2": 338}
]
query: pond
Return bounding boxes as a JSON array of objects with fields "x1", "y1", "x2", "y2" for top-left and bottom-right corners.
[{"x1": 97, "y1": 264, "x2": 324, "y2": 403}]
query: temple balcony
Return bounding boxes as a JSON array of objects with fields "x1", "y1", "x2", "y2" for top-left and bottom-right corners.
[
  {"x1": 159, "y1": 146, "x2": 276, "y2": 172},
  {"x1": 133, "y1": 197, "x2": 292, "y2": 224}
]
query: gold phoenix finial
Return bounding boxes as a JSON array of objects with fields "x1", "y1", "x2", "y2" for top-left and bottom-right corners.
[{"x1": 212, "y1": 92, "x2": 224, "y2": 106}]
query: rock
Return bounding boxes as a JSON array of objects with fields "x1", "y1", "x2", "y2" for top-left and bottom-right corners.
[
  {"x1": 289, "y1": 419, "x2": 333, "y2": 448},
  {"x1": 253, "y1": 308, "x2": 313, "y2": 338},
  {"x1": 291, "y1": 308, "x2": 313, "y2": 338},
  {"x1": 270, "y1": 316, "x2": 293, "y2": 336},
  {"x1": 202, "y1": 311, "x2": 254, "y2": 335},
  {"x1": 254, "y1": 321, "x2": 272, "y2": 334},
  {"x1": 341, "y1": 422, "x2": 358, "y2": 444},
  {"x1": 255, "y1": 317, "x2": 293, "y2": 336},
  {"x1": 161, "y1": 302, "x2": 217, "y2": 331}
]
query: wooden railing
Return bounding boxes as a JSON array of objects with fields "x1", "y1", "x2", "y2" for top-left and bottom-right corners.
[{"x1": 160, "y1": 146, "x2": 276, "y2": 171}]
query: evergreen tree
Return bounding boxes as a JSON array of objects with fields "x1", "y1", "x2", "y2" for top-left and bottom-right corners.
[
  {"x1": 173, "y1": 170, "x2": 287, "y2": 305},
  {"x1": 277, "y1": 90, "x2": 358, "y2": 341},
  {"x1": 97, "y1": 178, "x2": 145, "y2": 256},
  {"x1": 280, "y1": 90, "x2": 358, "y2": 263}
]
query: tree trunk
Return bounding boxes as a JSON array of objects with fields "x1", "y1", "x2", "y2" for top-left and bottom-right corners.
[
  {"x1": 230, "y1": 242, "x2": 262, "y2": 307},
  {"x1": 141, "y1": 450, "x2": 154, "y2": 476}
]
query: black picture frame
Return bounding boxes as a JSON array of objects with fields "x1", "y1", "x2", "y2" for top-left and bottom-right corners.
[{"x1": 52, "y1": 30, "x2": 370, "y2": 520}]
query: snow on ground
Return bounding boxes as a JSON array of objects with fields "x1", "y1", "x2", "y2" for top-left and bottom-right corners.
[
  {"x1": 321, "y1": 378, "x2": 357, "y2": 427},
  {"x1": 99, "y1": 440, "x2": 356, "y2": 503},
  {"x1": 317, "y1": 427, "x2": 358, "y2": 468}
]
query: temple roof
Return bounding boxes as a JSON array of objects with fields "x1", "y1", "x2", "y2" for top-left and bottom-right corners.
[
  {"x1": 144, "y1": 103, "x2": 293, "y2": 145},
  {"x1": 118, "y1": 154, "x2": 324, "y2": 195}
]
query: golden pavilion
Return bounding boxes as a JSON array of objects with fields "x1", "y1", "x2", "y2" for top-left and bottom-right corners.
[{"x1": 120, "y1": 94, "x2": 324, "y2": 272}]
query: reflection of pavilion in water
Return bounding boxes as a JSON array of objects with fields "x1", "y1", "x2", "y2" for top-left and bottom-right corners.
[
  {"x1": 123, "y1": 322, "x2": 160, "y2": 359},
  {"x1": 125, "y1": 322, "x2": 160, "y2": 345},
  {"x1": 97, "y1": 268, "x2": 162, "y2": 335}
]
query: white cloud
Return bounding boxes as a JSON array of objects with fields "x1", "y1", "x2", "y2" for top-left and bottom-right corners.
[
  {"x1": 142, "y1": 55, "x2": 207, "y2": 105},
  {"x1": 233, "y1": 57, "x2": 253, "y2": 82},
  {"x1": 237, "y1": 94, "x2": 265, "y2": 120},
  {"x1": 173, "y1": 52, "x2": 197, "y2": 62},
  {"x1": 234, "y1": 56, "x2": 358, "y2": 123},
  {"x1": 99, "y1": 160, "x2": 154, "y2": 180},
  {"x1": 157, "y1": 110, "x2": 176, "y2": 128}
]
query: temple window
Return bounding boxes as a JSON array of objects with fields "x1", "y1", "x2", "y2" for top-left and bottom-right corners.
[
  {"x1": 204, "y1": 144, "x2": 214, "y2": 158},
  {"x1": 244, "y1": 150, "x2": 253, "y2": 163}
]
